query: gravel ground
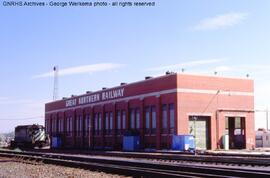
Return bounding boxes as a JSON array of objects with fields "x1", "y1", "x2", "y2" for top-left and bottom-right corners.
[{"x1": 0, "y1": 157, "x2": 127, "y2": 178}]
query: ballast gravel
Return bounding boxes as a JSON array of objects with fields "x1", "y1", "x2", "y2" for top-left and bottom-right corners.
[{"x1": 0, "y1": 157, "x2": 127, "y2": 178}]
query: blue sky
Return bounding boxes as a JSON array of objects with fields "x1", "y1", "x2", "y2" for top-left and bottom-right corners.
[{"x1": 1, "y1": 0, "x2": 270, "y2": 132}]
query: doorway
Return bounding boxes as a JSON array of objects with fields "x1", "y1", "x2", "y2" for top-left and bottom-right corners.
[
  {"x1": 225, "y1": 117, "x2": 246, "y2": 149},
  {"x1": 189, "y1": 116, "x2": 211, "y2": 150}
]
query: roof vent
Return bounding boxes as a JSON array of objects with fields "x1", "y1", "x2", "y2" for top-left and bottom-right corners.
[
  {"x1": 86, "y1": 91, "x2": 92, "y2": 94},
  {"x1": 62, "y1": 97, "x2": 68, "y2": 100},
  {"x1": 71, "y1": 95, "x2": 77, "y2": 97},
  {"x1": 166, "y1": 71, "x2": 175, "y2": 75},
  {"x1": 120, "y1": 82, "x2": 127, "y2": 86},
  {"x1": 102, "y1": 87, "x2": 107, "y2": 90},
  {"x1": 145, "y1": 76, "x2": 153, "y2": 80}
]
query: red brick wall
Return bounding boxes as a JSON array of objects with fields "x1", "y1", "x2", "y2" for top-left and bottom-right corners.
[
  {"x1": 176, "y1": 74, "x2": 254, "y2": 149},
  {"x1": 45, "y1": 73, "x2": 254, "y2": 150}
]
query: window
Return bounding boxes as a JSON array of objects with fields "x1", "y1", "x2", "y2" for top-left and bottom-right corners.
[
  {"x1": 94, "y1": 113, "x2": 98, "y2": 135},
  {"x1": 66, "y1": 118, "x2": 69, "y2": 133},
  {"x1": 45, "y1": 119, "x2": 51, "y2": 133},
  {"x1": 117, "y1": 111, "x2": 121, "y2": 129},
  {"x1": 117, "y1": 111, "x2": 121, "y2": 134},
  {"x1": 151, "y1": 106, "x2": 156, "y2": 130},
  {"x1": 51, "y1": 118, "x2": 54, "y2": 133},
  {"x1": 105, "y1": 112, "x2": 113, "y2": 135},
  {"x1": 136, "y1": 109, "x2": 140, "y2": 129},
  {"x1": 98, "y1": 113, "x2": 102, "y2": 131},
  {"x1": 109, "y1": 112, "x2": 113, "y2": 131},
  {"x1": 169, "y1": 104, "x2": 175, "y2": 134},
  {"x1": 162, "y1": 105, "x2": 167, "y2": 130},
  {"x1": 80, "y1": 116, "x2": 83, "y2": 136},
  {"x1": 66, "y1": 117, "x2": 73, "y2": 136},
  {"x1": 94, "y1": 113, "x2": 102, "y2": 135},
  {"x1": 145, "y1": 107, "x2": 150, "y2": 130},
  {"x1": 130, "y1": 109, "x2": 135, "y2": 129},
  {"x1": 105, "y1": 112, "x2": 109, "y2": 132},
  {"x1": 58, "y1": 118, "x2": 64, "y2": 133},
  {"x1": 122, "y1": 110, "x2": 126, "y2": 130},
  {"x1": 51, "y1": 117, "x2": 57, "y2": 133},
  {"x1": 70, "y1": 117, "x2": 73, "y2": 133},
  {"x1": 235, "y1": 117, "x2": 241, "y2": 128},
  {"x1": 234, "y1": 117, "x2": 243, "y2": 135},
  {"x1": 60, "y1": 118, "x2": 63, "y2": 132},
  {"x1": 84, "y1": 115, "x2": 90, "y2": 136},
  {"x1": 76, "y1": 116, "x2": 83, "y2": 136}
]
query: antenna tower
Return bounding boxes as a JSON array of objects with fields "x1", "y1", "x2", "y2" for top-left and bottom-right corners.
[{"x1": 53, "y1": 66, "x2": 59, "y2": 101}]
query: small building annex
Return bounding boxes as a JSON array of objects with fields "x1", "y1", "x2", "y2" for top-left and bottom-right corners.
[{"x1": 45, "y1": 73, "x2": 255, "y2": 150}]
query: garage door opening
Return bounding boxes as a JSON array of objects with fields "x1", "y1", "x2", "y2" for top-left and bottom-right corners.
[
  {"x1": 189, "y1": 116, "x2": 211, "y2": 150},
  {"x1": 225, "y1": 117, "x2": 246, "y2": 149}
]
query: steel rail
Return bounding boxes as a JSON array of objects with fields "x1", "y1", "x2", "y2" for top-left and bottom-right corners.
[
  {"x1": 26, "y1": 149, "x2": 270, "y2": 167},
  {"x1": 0, "y1": 150, "x2": 270, "y2": 178}
]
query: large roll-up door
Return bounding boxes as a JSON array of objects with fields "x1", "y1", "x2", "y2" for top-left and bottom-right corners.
[{"x1": 189, "y1": 116, "x2": 210, "y2": 150}]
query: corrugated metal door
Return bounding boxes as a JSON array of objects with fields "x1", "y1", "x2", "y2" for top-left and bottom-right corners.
[{"x1": 189, "y1": 116, "x2": 209, "y2": 150}]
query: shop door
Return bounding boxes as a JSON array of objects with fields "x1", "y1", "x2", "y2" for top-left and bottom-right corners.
[
  {"x1": 226, "y1": 117, "x2": 246, "y2": 149},
  {"x1": 189, "y1": 116, "x2": 210, "y2": 150}
]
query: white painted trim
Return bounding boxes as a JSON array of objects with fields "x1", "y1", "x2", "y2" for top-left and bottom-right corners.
[
  {"x1": 187, "y1": 113, "x2": 213, "y2": 117},
  {"x1": 46, "y1": 88, "x2": 253, "y2": 114},
  {"x1": 178, "y1": 88, "x2": 253, "y2": 96},
  {"x1": 223, "y1": 114, "x2": 247, "y2": 117},
  {"x1": 177, "y1": 72, "x2": 253, "y2": 80}
]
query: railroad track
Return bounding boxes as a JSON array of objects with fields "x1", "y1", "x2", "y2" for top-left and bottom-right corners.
[
  {"x1": 0, "y1": 150, "x2": 270, "y2": 178},
  {"x1": 24, "y1": 149, "x2": 270, "y2": 167}
]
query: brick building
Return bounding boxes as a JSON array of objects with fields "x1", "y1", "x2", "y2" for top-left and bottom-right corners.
[{"x1": 45, "y1": 73, "x2": 255, "y2": 150}]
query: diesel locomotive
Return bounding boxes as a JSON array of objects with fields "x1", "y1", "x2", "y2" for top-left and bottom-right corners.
[{"x1": 11, "y1": 124, "x2": 50, "y2": 148}]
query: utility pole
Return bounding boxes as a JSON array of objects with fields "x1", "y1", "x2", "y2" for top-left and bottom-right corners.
[
  {"x1": 53, "y1": 66, "x2": 59, "y2": 101},
  {"x1": 266, "y1": 108, "x2": 269, "y2": 131}
]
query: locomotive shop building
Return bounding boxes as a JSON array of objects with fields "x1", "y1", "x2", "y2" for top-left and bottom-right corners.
[{"x1": 45, "y1": 73, "x2": 255, "y2": 150}]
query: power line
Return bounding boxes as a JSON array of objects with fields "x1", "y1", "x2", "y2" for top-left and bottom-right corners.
[{"x1": 201, "y1": 90, "x2": 220, "y2": 114}]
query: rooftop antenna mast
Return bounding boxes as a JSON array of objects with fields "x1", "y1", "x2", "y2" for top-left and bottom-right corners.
[{"x1": 53, "y1": 66, "x2": 59, "y2": 101}]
